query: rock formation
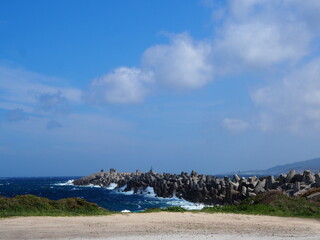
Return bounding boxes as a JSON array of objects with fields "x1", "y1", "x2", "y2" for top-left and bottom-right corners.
[{"x1": 73, "y1": 169, "x2": 320, "y2": 204}]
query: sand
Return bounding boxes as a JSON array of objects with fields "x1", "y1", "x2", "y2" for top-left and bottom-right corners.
[{"x1": 0, "y1": 212, "x2": 319, "y2": 240}]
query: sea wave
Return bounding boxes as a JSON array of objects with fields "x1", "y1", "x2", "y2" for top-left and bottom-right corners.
[
  {"x1": 121, "y1": 209, "x2": 131, "y2": 213},
  {"x1": 86, "y1": 184, "x2": 102, "y2": 188},
  {"x1": 0, "y1": 177, "x2": 207, "y2": 212},
  {"x1": 110, "y1": 185, "x2": 204, "y2": 210},
  {"x1": 53, "y1": 180, "x2": 104, "y2": 188},
  {"x1": 59, "y1": 181, "x2": 205, "y2": 211},
  {"x1": 54, "y1": 180, "x2": 74, "y2": 186},
  {"x1": 166, "y1": 198, "x2": 205, "y2": 210},
  {"x1": 111, "y1": 184, "x2": 134, "y2": 195},
  {"x1": 106, "y1": 183, "x2": 118, "y2": 190},
  {"x1": 110, "y1": 185, "x2": 155, "y2": 196}
]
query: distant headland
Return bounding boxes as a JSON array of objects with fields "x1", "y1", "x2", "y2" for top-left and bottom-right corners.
[
  {"x1": 74, "y1": 168, "x2": 320, "y2": 204},
  {"x1": 226, "y1": 157, "x2": 320, "y2": 176}
]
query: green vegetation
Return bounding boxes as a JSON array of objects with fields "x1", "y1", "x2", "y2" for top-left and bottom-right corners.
[
  {"x1": 0, "y1": 195, "x2": 111, "y2": 218},
  {"x1": 143, "y1": 191, "x2": 320, "y2": 218},
  {"x1": 142, "y1": 206, "x2": 186, "y2": 213},
  {"x1": 1, "y1": 191, "x2": 319, "y2": 218},
  {"x1": 201, "y1": 191, "x2": 320, "y2": 218}
]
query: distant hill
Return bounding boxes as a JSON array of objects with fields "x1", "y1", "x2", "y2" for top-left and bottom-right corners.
[{"x1": 234, "y1": 157, "x2": 320, "y2": 176}]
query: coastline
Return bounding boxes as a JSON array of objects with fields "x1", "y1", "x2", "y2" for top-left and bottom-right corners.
[
  {"x1": 74, "y1": 169, "x2": 320, "y2": 205},
  {"x1": 1, "y1": 212, "x2": 319, "y2": 240}
]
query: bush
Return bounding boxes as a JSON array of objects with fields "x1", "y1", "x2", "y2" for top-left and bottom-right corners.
[
  {"x1": 202, "y1": 191, "x2": 320, "y2": 218},
  {"x1": 0, "y1": 195, "x2": 111, "y2": 218}
]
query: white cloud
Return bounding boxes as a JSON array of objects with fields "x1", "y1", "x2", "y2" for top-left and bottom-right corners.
[
  {"x1": 142, "y1": 33, "x2": 213, "y2": 90},
  {"x1": 252, "y1": 58, "x2": 320, "y2": 133},
  {"x1": 222, "y1": 118, "x2": 250, "y2": 133},
  {"x1": 83, "y1": 1, "x2": 320, "y2": 104},
  {"x1": 85, "y1": 67, "x2": 154, "y2": 104},
  {"x1": 214, "y1": 0, "x2": 313, "y2": 72},
  {"x1": 84, "y1": 34, "x2": 213, "y2": 104},
  {"x1": 215, "y1": 21, "x2": 311, "y2": 70},
  {"x1": 3, "y1": 0, "x2": 320, "y2": 114},
  {"x1": 228, "y1": 0, "x2": 320, "y2": 25}
]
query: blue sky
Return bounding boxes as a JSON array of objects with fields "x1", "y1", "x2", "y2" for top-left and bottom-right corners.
[{"x1": 1, "y1": 0, "x2": 320, "y2": 177}]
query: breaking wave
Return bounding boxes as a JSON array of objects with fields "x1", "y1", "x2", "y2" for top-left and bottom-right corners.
[
  {"x1": 49, "y1": 179, "x2": 205, "y2": 211},
  {"x1": 109, "y1": 185, "x2": 204, "y2": 210},
  {"x1": 54, "y1": 180, "x2": 74, "y2": 186},
  {"x1": 53, "y1": 180, "x2": 102, "y2": 188},
  {"x1": 106, "y1": 183, "x2": 118, "y2": 190}
]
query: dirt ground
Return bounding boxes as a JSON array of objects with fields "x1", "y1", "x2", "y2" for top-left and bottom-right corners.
[{"x1": 0, "y1": 212, "x2": 319, "y2": 240}]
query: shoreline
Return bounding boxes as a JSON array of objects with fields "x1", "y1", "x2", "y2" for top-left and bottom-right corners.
[
  {"x1": 1, "y1": 212, "x2": 319, "y2": 240},
  {"x1": 74, "y1": 169, "x2": 320, "y2": 205}
]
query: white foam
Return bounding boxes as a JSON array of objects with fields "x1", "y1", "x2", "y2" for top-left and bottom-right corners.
[
  {"x1": 72, "y1": 183, "x2": 102, "y2": 188},
  {"x1": 56, "y1": 181, "x2": 205, "y2": 211},
  {"x1": 112, "y1": 186, "x2": 157, "y2": 197},
  {"x1": 87, "y1": 184, "x2": 102, "y2": 188},
  {"x1": 181, "y1": 203, "x2": 205, "y2": 210},
  {"x1": 117, "y1": 184, "x2": 128, "y2": 191},
  {"x1": 54, "y1": 180, "x2": 74, "y2": 186},
  {"x1": 111, "y1": 185, "x2": 134, "y2": 195},
  {"x1": 121, "y1": 209, "x2": 131, "y2": 213},
  {"x1": 106, "y1": 183, "x2": 118, "y2": 190},
  {"x1": 141, "y1": 186, "x2": 156, "y2": 196},
  {"x1": 163, "y1": 196, "x2": 205, "y2": 210},
  {"x1": 110, "y1": 184, "x2": 205, "y2": 210}
]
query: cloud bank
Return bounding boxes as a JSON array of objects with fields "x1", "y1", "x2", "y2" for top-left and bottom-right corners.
[
  {"x1": 3, "y1": 0, "x2": 320, "y2": 135},
  {"x1": 85, "y1": 67, "x2": 154, "y2": 104},
  {"x1": 142, "y1": 33, "x2": 213, "y2": 89},
  {"x1": 252, "y1": 58, "x2": 320, "y2": 133}
]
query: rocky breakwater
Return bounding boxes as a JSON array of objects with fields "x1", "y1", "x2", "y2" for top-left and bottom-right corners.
[{"x1": 73, "y1": 169, "x2": 320, "y2": 204}]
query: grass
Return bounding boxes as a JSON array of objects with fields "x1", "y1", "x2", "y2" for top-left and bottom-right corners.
[
  {"x1": 201, "y1": 191, "x2": 320, "y2": 218},
  {"x1": 142, "y1": 206, "x2": 186, "y2": 213},
  {"x1": 1, "y1": 191, "x2": 319, "y2": 218},
  {"x1": 143, "y1": 191, "x2": 320, "y2": 218},
  {"x1": 0, "y1": 195, "x2": 111, "y2": 218}
]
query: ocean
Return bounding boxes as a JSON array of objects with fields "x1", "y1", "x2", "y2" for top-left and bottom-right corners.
[{"x1": 0, "y1": 177, "x2": 203, "y2": 212}]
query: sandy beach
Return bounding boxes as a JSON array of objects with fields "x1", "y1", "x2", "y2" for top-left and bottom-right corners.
[{"x1": 0, "y1": 212, "x2": 319, "y2": 240}]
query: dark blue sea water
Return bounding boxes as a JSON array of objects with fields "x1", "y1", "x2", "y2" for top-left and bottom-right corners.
[{"x1": 0, "y1": 177, "x2": 202, "y2": 212}]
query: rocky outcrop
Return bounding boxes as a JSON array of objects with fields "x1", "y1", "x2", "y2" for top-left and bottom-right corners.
[{"x1": 73, "y1": 169, "x2": 320, "y2": 205}]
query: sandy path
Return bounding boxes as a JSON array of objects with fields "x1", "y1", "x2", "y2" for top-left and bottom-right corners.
[{"x1": 0, "y1": 213, "x2": 319, "y2": 240}]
